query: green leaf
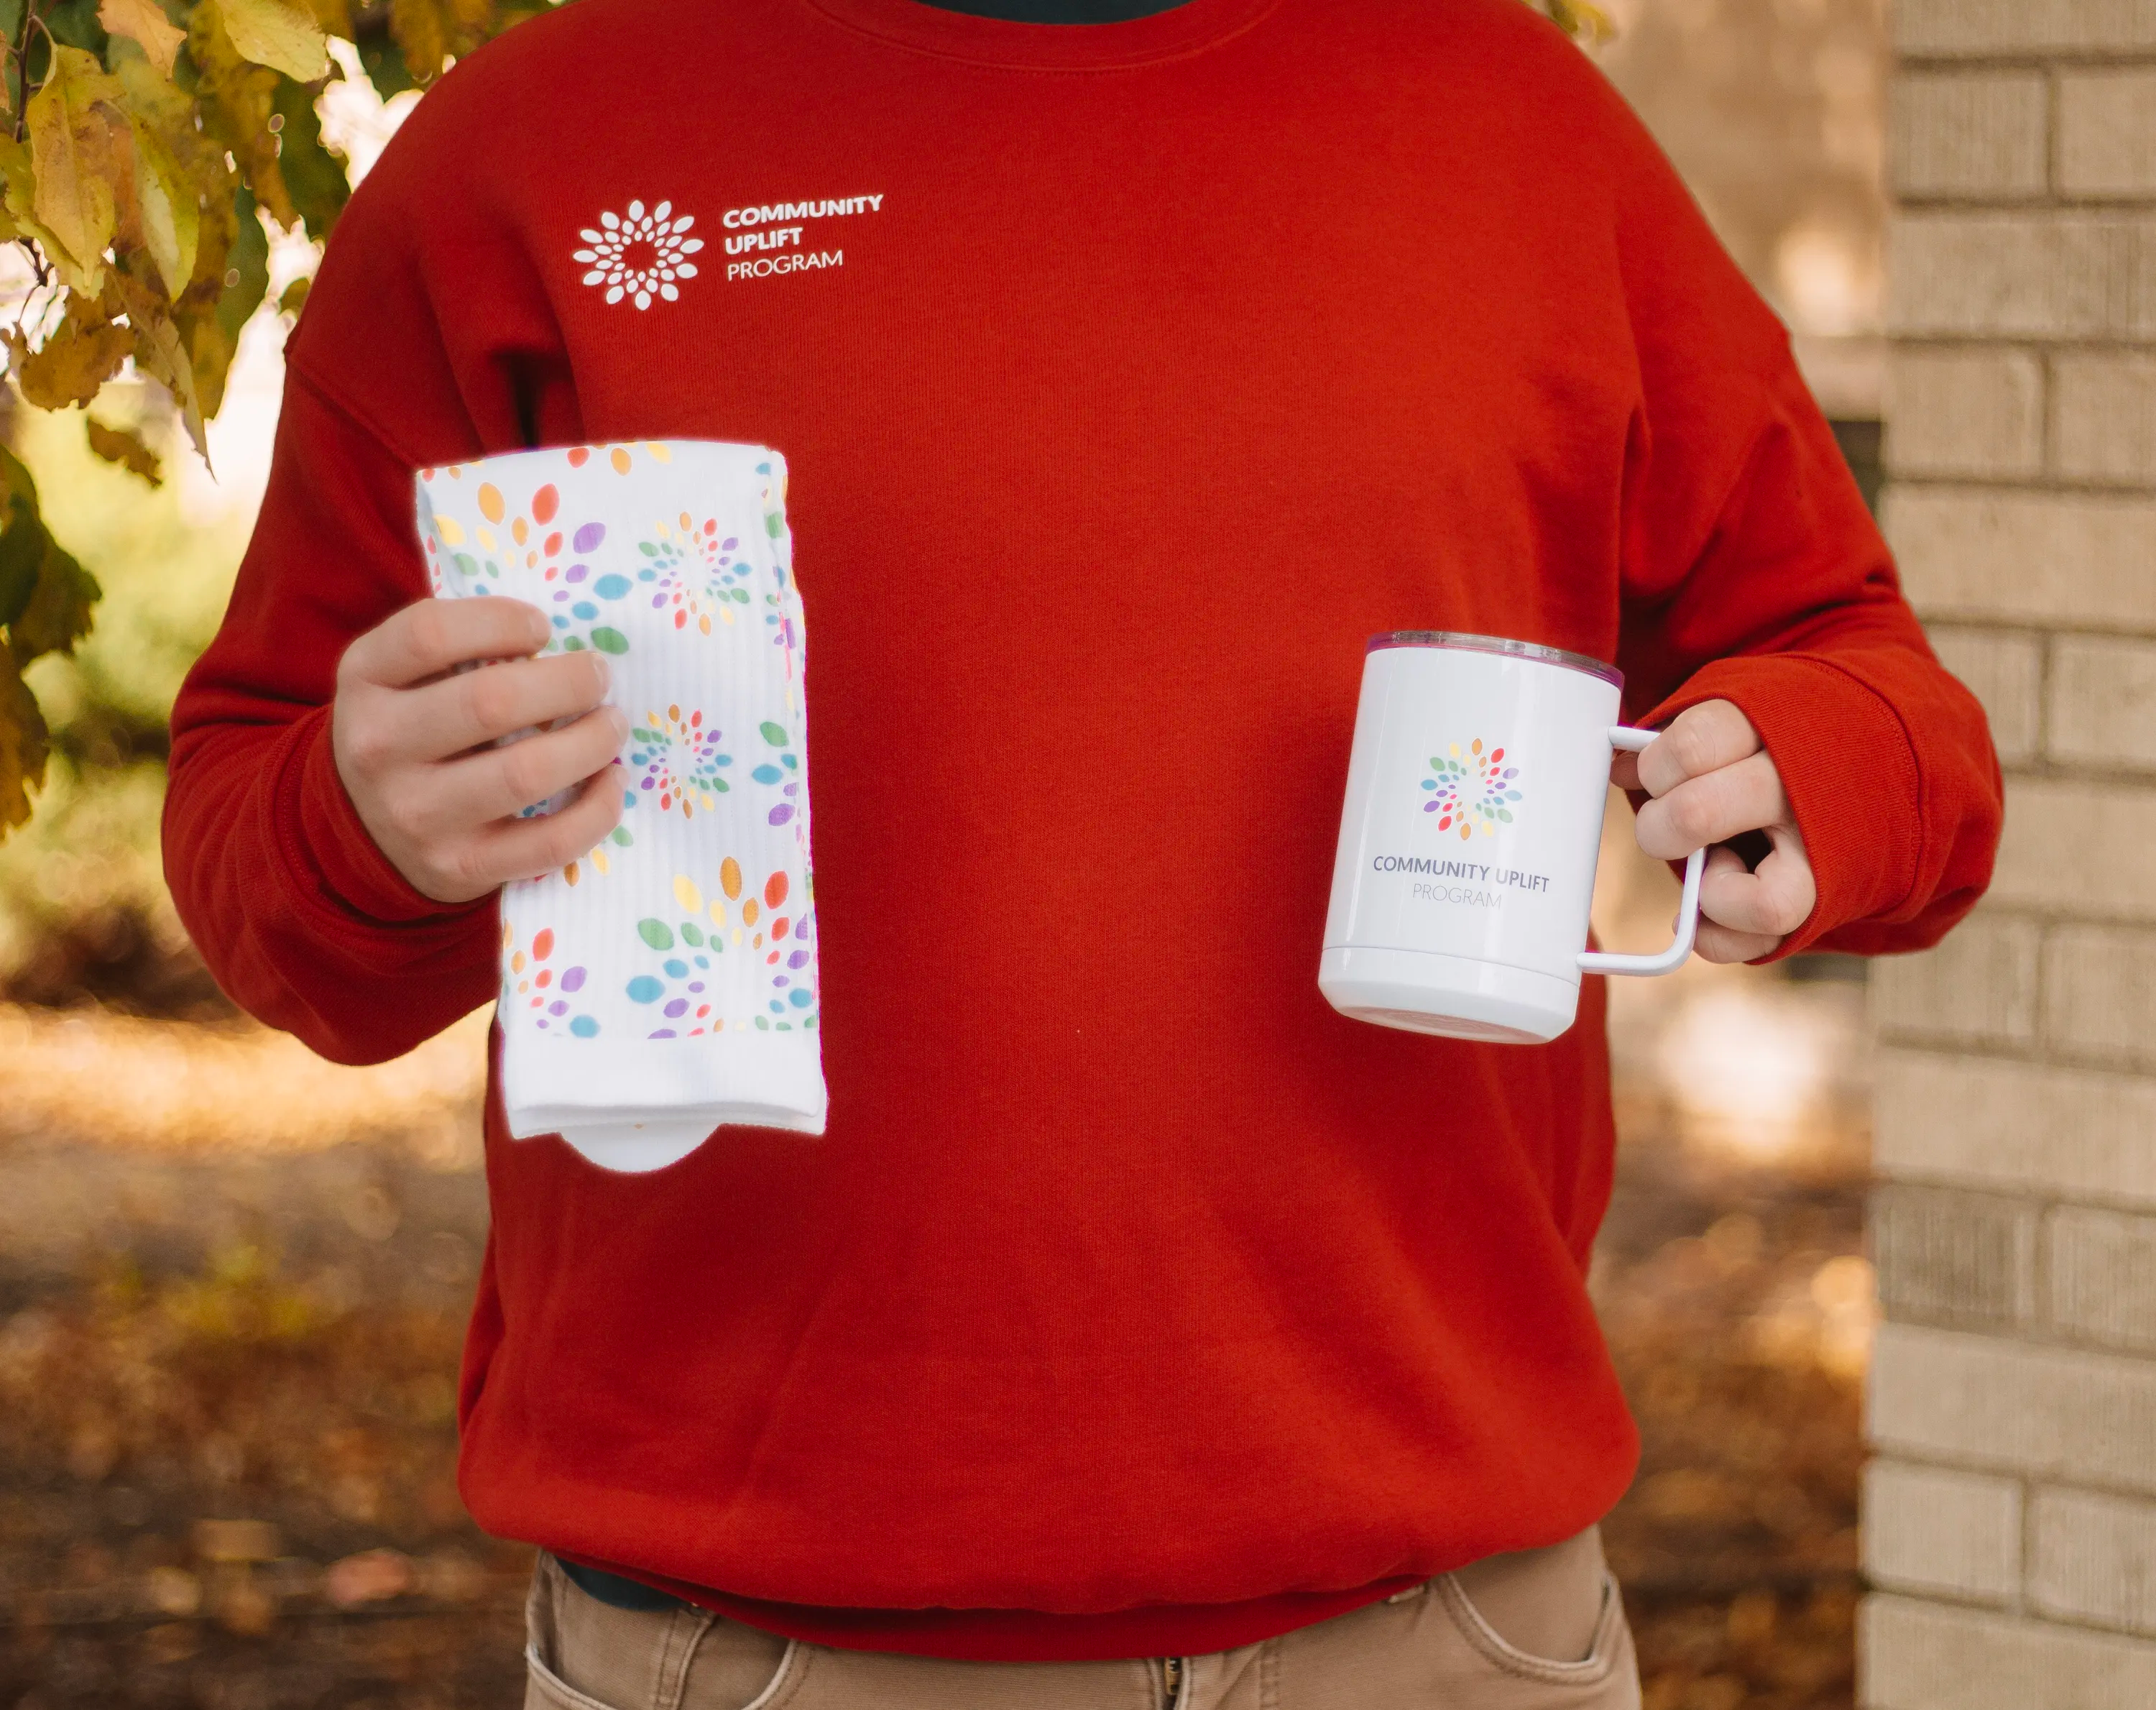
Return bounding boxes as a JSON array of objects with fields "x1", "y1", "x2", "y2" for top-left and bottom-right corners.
[
  {"x1": 212, "y1": 183, "x2": 270, "y2": 351},
  {"x1": 351, "y1": 24, "x2": 415, "y2": 100},
  {"x1": 270, "y1": 73, "x2": 346, "y2": 242},
  {"x1": 759, "y1": 721, "x2": 786, "y2": 745},
  {"x1": 40, "y1": 0, "x2": 109, "y2": 54},
  {"x1": 635, "y1": 919, "x2": 673, "y2": 951},
  {"x1": 589, "y1": 627, "x2": 627, "y2": 654},
  {"x1": 0, "y1": 444, "x2": 40, "y2": 513},
  {"x1": 9, "y1": 536, "x2": 100, "y2": 665},
  {"x1": 0, "y1": 497, "x2": 45, "y2": 628},
  {"x1": 218, "y1": 0, "x2": 327, "y2": 80}
]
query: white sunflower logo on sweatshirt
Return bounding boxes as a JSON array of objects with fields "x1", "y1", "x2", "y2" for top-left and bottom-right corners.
[{"x1": 574, "y1": 200, "x2": 704, "y2": 310}]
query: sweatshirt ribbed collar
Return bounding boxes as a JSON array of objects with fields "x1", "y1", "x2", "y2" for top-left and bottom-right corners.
[{"x1": 797, "y1": 0, "x2": 1281, "y2": 68}]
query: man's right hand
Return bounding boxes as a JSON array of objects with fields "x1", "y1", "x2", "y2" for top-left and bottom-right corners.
[{"x1": 333, "y1": 597, "x2": 629, "y2": 904}]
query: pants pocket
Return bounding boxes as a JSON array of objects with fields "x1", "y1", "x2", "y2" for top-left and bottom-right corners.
[
  {"x1": 524, "y1": 1553, "x2": 797, "y2": 1710},
  {"x1": 527, "y1": 1642, "x2": 634, "y2": 1710},
  {"x1": 1435, "y1": 1569, "x2": 1631, "y2": 1691}
]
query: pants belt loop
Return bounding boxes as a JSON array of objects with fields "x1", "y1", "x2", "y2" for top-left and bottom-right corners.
[{"x1": 653, "y1": 1605, "x2": 719, "y2": 1710}]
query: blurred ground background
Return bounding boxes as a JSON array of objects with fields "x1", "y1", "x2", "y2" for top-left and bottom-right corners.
[{"x1": 0, "y1": 1, "x2": 1891, "y2": 1705}]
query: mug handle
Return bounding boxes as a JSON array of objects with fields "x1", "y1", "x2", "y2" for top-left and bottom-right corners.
[{"x1": 1576, "y1": 725, "x2": 1704, "y2": 978}]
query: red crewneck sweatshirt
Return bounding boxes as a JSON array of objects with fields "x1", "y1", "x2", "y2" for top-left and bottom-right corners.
[{"x1": 164, "y1": 0, "x2": 2001, "y2": 1663}]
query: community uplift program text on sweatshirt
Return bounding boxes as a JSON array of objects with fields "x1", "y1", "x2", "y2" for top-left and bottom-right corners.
[{"x1": 165, "y1": 0, "x2": 2002, "y2": 1663}]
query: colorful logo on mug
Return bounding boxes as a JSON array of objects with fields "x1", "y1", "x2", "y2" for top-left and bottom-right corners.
[{"x1": 1422, "y1": 739, "x2": 1521, "y2": 840}]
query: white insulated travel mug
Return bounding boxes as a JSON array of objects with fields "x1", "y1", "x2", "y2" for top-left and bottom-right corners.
[{"x1": 1317, "y1": 633, "x2": 1705, "y2": 1044}]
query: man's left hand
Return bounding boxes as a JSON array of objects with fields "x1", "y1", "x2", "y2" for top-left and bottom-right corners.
[{"x1": 1611, "y1": 699, "x2": 1817, "y2": 965}]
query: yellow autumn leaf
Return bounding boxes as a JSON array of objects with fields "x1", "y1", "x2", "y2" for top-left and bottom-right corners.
[
  {"x1": 98, "y1": 0, "x2": 188, "y2": 75},
  {"x1": 126, "y1": 115, "x2": 198, "y2": 298},
  {"x1": 216, "y1": 0, "x2": 330, "y2": 82},
  {"x1": 115, "y1": 55, "x2": 231, "y2": 282},
  {"x1": 14, "y1": 296, "x2": 132, "y2": 410},
  {"x1": 27, "y1": 49, "x2": 133, "y2": 295},
  {"x1": 388, "y1": 0, "x2": 446, "y2": 83},
  {"x1": 1533, "y1": 0, "x2": 1615, "y2": 42},
  {"x1": 109, "y1": 269, "x2": 208, "y2": 465},
  {"x1": 0, "y1": 139, "x2": 79, "y2": 289},
  {"x1": 85, "y1": 418, "x2": 163, "y2": 487},
  {"x1": 186, "y1": 314, "x2": 234, "y2": 419},
  {"x1": 188, "y1": 3, "x2": 299, "y2": 231},
  {"x1": 389, "y1": 0, "x2": 491, "y2": 84},
  {"x1": 0, "y1": 645, "x2": 49, "y2": 832}
]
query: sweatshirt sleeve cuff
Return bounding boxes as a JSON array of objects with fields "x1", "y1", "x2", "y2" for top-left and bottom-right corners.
[
  {"x1": 1642, "y1": 654, "x2": 1922, "y2": 960},
  {"x1": 287, "y1": 703, "x2": 486, "y2": 929}
]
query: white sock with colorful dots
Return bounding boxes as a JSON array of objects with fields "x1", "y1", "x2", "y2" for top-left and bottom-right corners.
[{"x1": 415, "y1": 441, "x2": 825, "y2": 1172}]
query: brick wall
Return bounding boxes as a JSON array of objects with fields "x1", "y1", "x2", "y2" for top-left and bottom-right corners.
[{"x1": 1866, "y1": 4, "x2": 2156, "y2": 1704}]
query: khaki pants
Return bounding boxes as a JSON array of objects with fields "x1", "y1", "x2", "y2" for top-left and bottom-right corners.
[{"x1": 523, "y1": 1531, "x2": 1641, "y2": 1710}]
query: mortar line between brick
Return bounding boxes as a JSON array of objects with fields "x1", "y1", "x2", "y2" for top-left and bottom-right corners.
[
  {"x1": 1864, "y1": 1571, "x2": 2019, "y2": 1615},
  {"x1": 1871, "y1": 1303, "x2": 2154, "y2": 1358},
  {"x1": 1864, "y1": 1435, "x2": 2156, "y2": 1506},
  {"x1": 1890, "y1": 336, "x2": 2156, "y2": 360},
  {"x1": 2046, "y1": 63, "x2": 2061, "y2": 202},
  {"x1": 2039, "y1": 343, "x2": 2061, "y2": 478},
  {"x1": 1899, "y1": 53, "x2": 2156, "y2": 74},
  {"x1": 2035, "y1": 625, "x2": 2057, "y2": 778},
  {"x1": 1874, "y1": 1176, "x2": 2156, "y2": 1226},
  {"x1": 1866, "y1": 1589, "x2": 2156, "y2": 1660},
  {"x1": 2019, "y1": 1470, "x2": 2037, "y2": 1617},
  {"x1": 1913, "y1": 616, "x2": 2137, "y2": 643},
  {"x1": 1896, "y1": 194, "x2": 2156, "y2": 211},
  {"x1": 1890, "y1": 472, "x2": 2156, "y2": 497}
]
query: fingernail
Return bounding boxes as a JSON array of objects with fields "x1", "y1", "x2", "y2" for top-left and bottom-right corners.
[{"x1": 591, "y1": 655, "x2": 612, "y2": 694}]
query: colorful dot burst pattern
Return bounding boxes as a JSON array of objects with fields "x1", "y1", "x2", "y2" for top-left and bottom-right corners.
[
  {"x1": 421, "y1": 444, "x2": 818, "y2": 1057},
  {"x1": 757, "y1": 468, "x2": 798, "y2": 676},
  {"x1": 640, "y1": 515, "x2": 750, "y2": 634},
  {"x1": 632, "y1": 705, "x2": 732, "y2": 816},
  {"x1": 561, "y1": 782, "x2": 638, "y2": 887},
  {"x1": 502, "y1": 922, "x2": 599, "y2": 1036},
  {"x1": 1422, "y1": 738, "x2": 1523, "y2": 840},
  {"x1": 750, "y1": 720, "x2": 803, "y2": 827},
  {"x1": 625, "y1": 858, "x2": 817, "y2": 1036},
  {"x1": 418, "y1": 476, "x2": 634, "y2": 657}
]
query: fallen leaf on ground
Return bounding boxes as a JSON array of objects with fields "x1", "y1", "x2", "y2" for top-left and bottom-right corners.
[{"x1": 325, "y1": 1547, "x2": 414, "y2": 1608}]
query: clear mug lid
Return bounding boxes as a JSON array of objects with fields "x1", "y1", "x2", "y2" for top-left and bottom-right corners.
[{"x1": 1367, "y1": 631, "x2": 1624, "y2": 689}]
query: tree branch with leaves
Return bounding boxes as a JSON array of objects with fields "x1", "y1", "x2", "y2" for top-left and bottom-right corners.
[{"x1": 0, "y1": 0, "x2": 541, "y2": 835}]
